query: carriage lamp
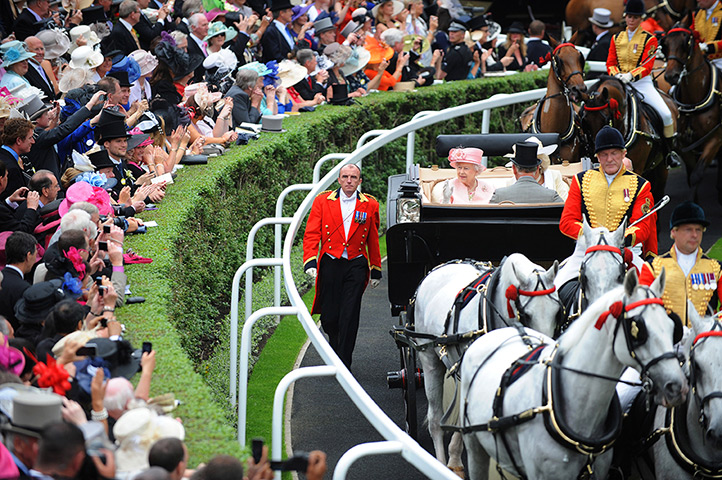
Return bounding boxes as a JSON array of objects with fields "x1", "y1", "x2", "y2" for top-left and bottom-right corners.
[{"x1": 397, "y1": 180, "x2": 421, "y2": 224}]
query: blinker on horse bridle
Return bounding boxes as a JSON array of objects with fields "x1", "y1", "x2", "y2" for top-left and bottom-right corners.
[
  {"x1": 664, "y1": 27, "x2": 705, "y2": 82},
  {"x1": 504, "y1": 269, "x2": 564, "y2": 331},
  {"x1": 549, "y1": 43, "x2": 585, "y2": 88},
  {"x1": 690, "y1": 321, "x2": 722, "y2": 431}
]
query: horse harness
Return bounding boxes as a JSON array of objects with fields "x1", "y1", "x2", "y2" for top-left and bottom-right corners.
[
  {"x1": 402, "y1": 257, "x2": 560, "y2": 376},
  {"x1": 638, "y1": 321, "x2": 722, "y2": 478},
  {"x1": 645, "y1": 0, "x2": 685, "y2": 21},
  {"x1": 561, "y1": 239, "x2": 629, "y2": 334},
  {"x1": 457, "y1": 293, "x2": 678, "y2": 480},
  {"x1": 530, "y1": 43, "x2": 584, "y2": 143}
]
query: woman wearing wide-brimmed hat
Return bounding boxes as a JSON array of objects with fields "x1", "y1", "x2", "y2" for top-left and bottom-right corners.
[
  {"x1": 288, "y1": 4, "x2": 315, "y2": 50},
  {"x1": 204, "y1": 21, "x2": 239, "y2": 55},
  {"x1": 373, "y1": 0, "x2": 404, "y2": 33},
  {"x1": 151, "y1": 41, "x2": 203, "y2": 105},
  {"x1": 0, "y1": 44, "x2": 35, "y2": 91},
  {"x1": 128, "y1": 50, "x2": 158, "y2": 104}
]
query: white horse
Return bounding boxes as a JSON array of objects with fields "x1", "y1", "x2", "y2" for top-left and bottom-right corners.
[
  {"x1": 650, "y1": 305, "x2": 722, "y2": 479},
  {"x1": 413, "y1": 253, "x2": 560, "y2": 473},
  {"x1": 460, "y1": 269, "x2": 688, "y2": 480},
  {"x1": 558, "y1": 219, "x2": 628, "y2": 331}
]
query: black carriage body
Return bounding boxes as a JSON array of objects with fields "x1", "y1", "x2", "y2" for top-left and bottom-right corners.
[{"x1": 386, "y1": 133, "x2": 577, "y2": 316}]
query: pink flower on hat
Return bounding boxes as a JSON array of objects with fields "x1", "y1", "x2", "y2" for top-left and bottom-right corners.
[
  {"x1": 58, "y1": 181, "x2": 113, "y2": 217},
  {"x1": 449, "y1": 147, "x2": 485, "y2": 170}
]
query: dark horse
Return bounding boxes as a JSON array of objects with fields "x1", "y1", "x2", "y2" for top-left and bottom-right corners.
[
  {"x1": 661, "y1": 15, "x2": 722, "y2": 204},
  {"x1": 520, "y1": 36, "x2": 587, "y2": 163},
  {"x1": 579, "y1": 76, "x2": 674, "y2": 202}
]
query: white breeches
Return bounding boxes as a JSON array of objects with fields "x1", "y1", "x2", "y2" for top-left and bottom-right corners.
[
  {"x1": 632, "y1": 75, "x2": 673, "y2": 127},
  {"x1": 712, "y1": 58, "x2": 722, "y2": 71}
]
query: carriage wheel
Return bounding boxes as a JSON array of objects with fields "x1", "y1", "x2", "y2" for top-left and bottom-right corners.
[{"x1": 402, "y1": 345, "x2": 418, "y2": 439}]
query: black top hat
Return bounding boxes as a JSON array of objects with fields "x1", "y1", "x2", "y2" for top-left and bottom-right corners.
[
  {"x1": 595, "y1": 125, "x2": 625, "y2": 153},
  {"x1": 108, "y1": 70, "x2": 131, "y2": 87},
  {"x1": 14, "y1": 279, "x2": 65, "y2": 325},
  {"x1": 269, "y1": 0, "x2": 293, "y2": 11},
  {"x1": 81, "y1": 5, "x2": 108, "y2": 25},
  {"x1": 84, "y1": 338, "x2": 142, "y2": 379},
  {"x1": 624, "y1": 0, "x2": 645, "y2": 16},
  {"x1": 330, "y1": 83, "x2": 350, "y2": 104},
  {"x1": 507, "y1": 21, "x2": 525, "y2": 35},
  {"x1": 88, "y1": 149, "x2": 115, "y2": 170},
  {"x1": 467, "y1": 15, "x2": 488, "y2": 31},
  {"x1": 670, "y1": 201, "x2": 710, "y2": 229},
  {"x1": 95, "y1": 109, "x2": 130, "y2": 143},
  {"x1": 511, "y1": 142, "x2": 541, "y2": 168}
]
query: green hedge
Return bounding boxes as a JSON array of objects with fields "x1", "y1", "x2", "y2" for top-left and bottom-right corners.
[{"x1": 120, "y1": 71, "x2": 548, "y2": 463}]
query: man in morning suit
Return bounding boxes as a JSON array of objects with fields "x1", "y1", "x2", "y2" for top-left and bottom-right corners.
[
  {"x1": 555, "y1": 125, "x2": 657, "y2": 288},
  {"x1": 303, "y1": 164, "x2": 382, "y2": 368},
  {"x1": 23, "y1": 36, "x2": 56, "y2": 100},
  {"x1": 640, "y1": 202, "x2": 721, "y2": 326},
  {"x1": 186, "y1": 13, "x2": 209, "y2": 83},
  {"x1": 489, "y1": 142, "x2": 563, "y2": 204},
  {"x1": 0, "y1": 232, "x2": 37, "y2": 330},
  {"x1": 586, "y1": 8, "x2": 614, "y2": 62},
  {"x1": 0, "y1": 156, "x2": 40, "y2": 235},
  {"x1": 226, "y1": 69, "x2": 262, "y2": 128},
  {"x1": 292, "y1": 49, "x2": 327, "y2": 101},
  {"x1": 261, "y1": 0, "x2": 295, "y2": 63},
  {"x1": 0, "y1": 118, "x2": 35, "y2": 202},
  {"x1": 12, "y1": 0, "x2": 50, "y2": 41},
  {"x1": 101, "y1": 0, "x2": 142, "y2": 56}
]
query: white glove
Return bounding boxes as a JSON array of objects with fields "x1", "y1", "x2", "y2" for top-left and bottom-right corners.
[
  {"x1": 370, "y1": 279, "x2": 380, "y2": 289},
  {"x1": 616, "y1": 72, "x2": 633, "y2": 84},
  {"x1": 699, "y1": 42, "x2": 709, "y2": 53},
  {"x1": 305, "y1": 267, "x2": 317, "y2": 279}
]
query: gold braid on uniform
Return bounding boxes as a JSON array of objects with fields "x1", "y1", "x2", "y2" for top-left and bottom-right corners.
[{"x1": 580, "y1": 170, "x2": 638, "y2": 231}]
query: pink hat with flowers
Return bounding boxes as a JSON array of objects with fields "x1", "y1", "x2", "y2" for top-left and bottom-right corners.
[
  {"x1": 58, "y1": 181, "x2": 113, "y2": 217},
  {"x1": 449, "y1": 147, "x2": 485, "y2": 170}
]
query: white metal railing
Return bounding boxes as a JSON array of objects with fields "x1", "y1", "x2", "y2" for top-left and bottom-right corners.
[{"x1": 232, "y1": 80, "x2": 596, "y2": 479}]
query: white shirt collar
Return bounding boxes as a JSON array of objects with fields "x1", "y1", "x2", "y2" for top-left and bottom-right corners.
[
  {"x1": 675, "y1": 245, "x2": 699, "y2": 277},
  {"x1": 708, "y1": 1, "x2": 720, "y2": 18},
  {"x1": 627, "y1": 27, "x2": 638, "y2": 41},
  {"x1": 27, "y1": 7, "x2": 43, "y2": 21},
  {"x1": 340, "y1": 190, "x2": 357, "y2": 201},
  {"x1": 5, "y1": 264, "x2": 24, "y2": 278},
  {"x1": 596, "y1": 31, "x2": 607, "y2": 41},
  {"x1": 119, "y1": 17, "x2": 133, "y2": 31},
  {"x1": 190, "y1": 32, "x2": 205, "y2": 48}
]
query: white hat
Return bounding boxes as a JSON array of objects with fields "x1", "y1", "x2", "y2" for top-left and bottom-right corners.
[
  {"x1": 129, "y1": 49, "x2": 158, "y2": 77},
  {"x1": 58, "y1": 67, "x2": 96, "y2": 92},
  {"x1": 202, "y1": 48, "x2": 237, "y2": 71},
  {"x1": 36, "y1": 29, "x2": 71, "y2": 60},
  {"x1": 114, "y1": 407, "x2": 185, "y2": 474},
  {"x1": 69, "y1": 25, "x2": 101, "y2": 52},
  {"x1": 371, "y1": 0, "x2": 403, "y2": 18},
  {"x1": 69, "y1": 45, "x2": 104, "y2": 69},
  {"x1": 504, "y1": 136, "x2": 558, "y2": 158},
  {"x1": 277, "y1": 59, "x2": 307, "y2": 88},
  {"x1": 340, "y1": 46, "x2": 370, "y2": 76}
]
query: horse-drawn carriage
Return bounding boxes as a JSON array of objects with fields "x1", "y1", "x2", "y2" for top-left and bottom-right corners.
[{"x1": 385, "y1": 133, "x2": 578, "y2": 438}]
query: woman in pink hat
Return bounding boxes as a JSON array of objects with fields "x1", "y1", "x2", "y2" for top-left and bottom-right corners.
[{"x1": 431, "y1": 147, "x2": 495, "y2": 204}]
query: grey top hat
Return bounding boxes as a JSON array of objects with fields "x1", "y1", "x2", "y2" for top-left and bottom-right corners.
[
  {"x1": 340, "y1": 20, "x2": 361, "y2": 38},
  {"x1": 3, "y1": 392, "x2": 63, "y2": 437},
  {"x1": 589, "y1": 8, "x2": 614, "y2": 28},
  {"x1": 314, "y1": 16, "x2": 335, "y2": 34},
  {"x1": 261, "y1": 114, "x2": 285, "y2": 133},
  {"x1": 18, "y1": 94, "x2": 52, "y2": 121}
]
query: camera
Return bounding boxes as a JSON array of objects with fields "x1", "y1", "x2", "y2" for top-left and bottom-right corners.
[
  {"x1": 142, "y1": 342, "x2": 152, "y2": 354},
  {"x1": 103, "y1": 224, "x2": 111, "y2": 234},
  {"x1": 96, "y1": 277, "x2": 106, "y2": 296},
  {"x1": 252, "y1": 438, "x2": 309, "y2": 472},
  {"x1": 98, "y1": 241, "x2": 108, "y2": 251}
]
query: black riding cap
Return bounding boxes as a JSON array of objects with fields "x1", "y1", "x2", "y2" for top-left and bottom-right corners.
[
  {"x1": 624, "y1": 0, "x2": 645, "y2": 16},
  {"x1": 595, "y1": 125, "x2": 625, "y2": 153},
  {"x1": 670, "y1": 201, "x2": 710, "y2": 229}
]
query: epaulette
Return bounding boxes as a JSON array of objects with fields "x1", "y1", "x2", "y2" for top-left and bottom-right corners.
[
  {"x1": 316, "y1": 190, "x2": 332, "y2": 198},
  {"x1": 359, "y1": 192, "x2": 377, "y2": 203}
]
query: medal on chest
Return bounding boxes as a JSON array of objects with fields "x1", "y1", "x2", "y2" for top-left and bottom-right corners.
[
  {"x1": 623, "y1": 188, "x2": 630, "y2": 202},
  {"x1": 714, "y1": 17, "x2": 719, "y2": 26},
  {"x1": 692, "y1": 273, "x2": 700, "y2": 290},
  {"x1": 633, "y1": 43, "x2": 638, "y2": 54},
  {"x1": 354, "y1": 210, "x2": 367, "y2": 224}
]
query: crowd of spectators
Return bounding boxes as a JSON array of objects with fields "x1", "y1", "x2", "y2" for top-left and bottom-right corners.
[{"x1": 0, "y1": 0, "x2": 555, "y2": 475}]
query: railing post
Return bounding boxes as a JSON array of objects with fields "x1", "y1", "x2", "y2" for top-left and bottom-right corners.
[
  {"x1": 271, "y1": 366, "x2": 337, "y2": 480},
  {"x1": 274, "y1": 185, "x2": 313, "y2": 308},
  {"x1": 238, "y1": 305, "x2": 299, "y2": 447}
]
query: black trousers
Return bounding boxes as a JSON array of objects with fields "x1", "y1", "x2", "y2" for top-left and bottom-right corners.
[{"x1": 318, "y1": 254, "x2": 368, "y2": 368}]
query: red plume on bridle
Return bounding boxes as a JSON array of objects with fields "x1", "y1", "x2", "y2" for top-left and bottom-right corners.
[{"x1": 583, "y1": 97, "x2": 621, "y2": 120}]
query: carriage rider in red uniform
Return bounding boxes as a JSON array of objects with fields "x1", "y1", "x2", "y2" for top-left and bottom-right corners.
[
  {"x1": 607, "y1": 0, "x2": 680, "y2": 165},
  {"x1": 303, "y1": 164, "x2": 382, "y2": 368},
  {"x1": 555, "y1": 126, "x2": 657, "y2": 288},
  {"x1": 640, "y1": 201, "x2": 722, "y2": 326},
  {"x1": 695, "y1": 0, "x2": 722, "y2": 71}
]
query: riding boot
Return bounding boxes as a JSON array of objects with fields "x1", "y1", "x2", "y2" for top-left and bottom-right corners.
[{"x1": 663, "y1": 125, "x2": 682, "y2": 168}]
